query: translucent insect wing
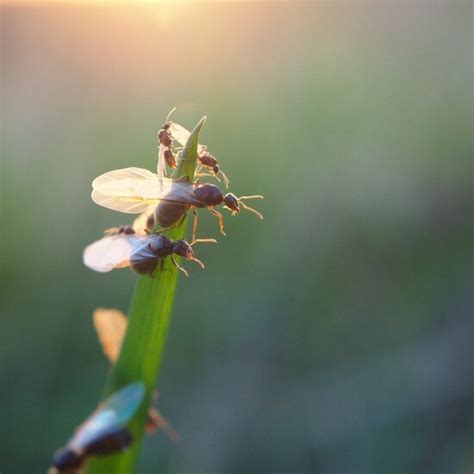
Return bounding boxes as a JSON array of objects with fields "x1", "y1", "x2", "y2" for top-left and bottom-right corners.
[
  {"x1": 91, "y1": 168, "x2": 201, "y2": 214},
  {"x1": 169, "y1": 123, "x2": 205, "y2": 153},
  {"x1": 92, "y1": 168, "x2": 161, "y2": 199},
  {"x1": 91, "y1": 189, "x2": 156, "y2": 214},
  {"x1": 93, "y1": 309, "x2": 127, "y2": 363},
  {"x1": 83, "y1": 235, "x2": 154, "y2": 272},
  {"x1": 131, "y1": 206, "x2": 156, "y2": 234},
  {"x1": 156, "y1": 144, "x2": 167, "y2": 187},
  {"x1": 92, "y1": 167, "x2": 157, "y2": 188},
  {"x1": 153, "y1": 178, "x2": 201, "y2": 206},
  {"x1": 69, "y1": 382, "x2": 145, "y2": 451}
]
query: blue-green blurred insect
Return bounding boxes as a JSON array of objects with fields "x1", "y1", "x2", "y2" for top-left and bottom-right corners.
[{"x1": 50, "y1": 382, "x2": 145, "y2": 473}]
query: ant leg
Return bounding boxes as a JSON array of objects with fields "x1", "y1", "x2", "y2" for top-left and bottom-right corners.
[
  {"x1": 190, "y1": 209, "x2": 217, "y2": 245},
  {"x1": 195, "y1": 171, "x2": 215, "y2": 180},
  {"x1": 104, "y1": 227, "x2": 119, "y2": 235},
  {"x1": 171, "y1": 255, "x2": 189, "y2": 277},
  {"x1": 149, "y1": 260, "x2": 162, "y2": 277},
  {"x1": 220, "y1": 170, "x2": 230, "y2": 188},
  {"x1": 192, "y1": 208, "x2": 198, "y2": 243},
  {"x1": 177, "y1": 212, "x2": 187, "y2": 228},
  {"x1": 191, "y1": 239, "x2": 217, "y2": 245},
  {"x1": 208, "y1": 207, "x2": 226, "y2": 236},
  {"x1": 146, "y1": 407, "x2": 180, "y2": 441}
]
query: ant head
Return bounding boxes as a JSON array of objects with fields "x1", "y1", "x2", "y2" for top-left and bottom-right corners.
[
  {"x1": 172, "y1": 240, "x2": 194, "y2": 260},
  {"x1": 52, "y1": 448, "x2": 82, "y2": 470},
  {"x1": 212, "y1": 164, "x2": 220, "y2": 175},
  {"x1": 224, "y1": 193, "x2": 240, "y2": 214}
]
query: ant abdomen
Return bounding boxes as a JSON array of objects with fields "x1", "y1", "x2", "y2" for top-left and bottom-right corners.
[{"x1": 155, "y1": 201, "x2": 190, "y2": 228}]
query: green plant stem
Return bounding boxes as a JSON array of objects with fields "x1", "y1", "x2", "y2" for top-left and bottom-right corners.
[{"x1": 86, "y1": 116, "x2": 206, "y2": 474}]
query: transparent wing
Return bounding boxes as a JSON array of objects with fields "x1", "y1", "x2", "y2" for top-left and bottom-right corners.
[
  {"x1": 69, "y1": 382, "x2": 145, "y2": 451},
  {"x1": 83, "y1": 234, "x2": 157, "y2": 272},
  {"x1": 92, "y1": 167, "x2": 158, "y2": 188},
  {"x1": 93, "y1": 308, "x2": 127, "y2": 363},
  {"x1": 91, "y1": 167, "x2": 202, "y2": 214},
  {"x1": 169, "y1": 122, "x2": 205, "y2": 153},
  {"x1": 156, "y1": 143, "x2": 166, "y2": 187},
  {"x1": 91, "y1": 189, "x2": 155, "y2": 214},
  {"x1": 131, "y1": 206, "x2": 156, "y2": 233}
]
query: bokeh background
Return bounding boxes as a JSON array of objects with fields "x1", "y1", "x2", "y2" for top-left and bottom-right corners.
[{"x1": 1, "y1": 2, "x2": 472, "y2": 473}]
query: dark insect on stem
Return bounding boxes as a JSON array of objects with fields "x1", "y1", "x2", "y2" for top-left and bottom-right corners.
[
  {"x1": 83, "y1": 231, "x2": 215, "y2": 277},
  {"x1": 50, "y1": 383, "x2": 144, "y2": 474},
  {"x1": 152, "y1": 182, "x2": 263, "y2": 241},
  {"x1": 167, "y1": 120, "x2": 230, "y2": 187},
  {"x1": 157, "y1": 111, "x2": 177, "y2": 169}
]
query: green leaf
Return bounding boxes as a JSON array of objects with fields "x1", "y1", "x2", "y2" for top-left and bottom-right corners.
[{"x1": 86, "y1": 115, "x2": 207, "y2": 474}]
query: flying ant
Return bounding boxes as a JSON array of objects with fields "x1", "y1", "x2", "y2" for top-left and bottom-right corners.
[
  {"x1": 92, "y1": 168, "x2": 263, "y2": 240},
  {"x1": 83, "y1": 230, "x2": 215, "y2": 277},
  {"x1": 50, "y1": 383, "x2": 144, "y2": 474},
  {"x1": 152, "y1": 181, "x2": 263, "y2": 241},
  {"x1": 168, "y1": 120, "x2": 229, "y2": 187},
  {"x1": 157, "y1": 109, "x2": 177, "y2": 169}
]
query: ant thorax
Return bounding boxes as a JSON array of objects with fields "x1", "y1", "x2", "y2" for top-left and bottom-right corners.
[
  {"x1": 148, "y1": 234, "x2": 174, "y2": 258},
  {"x1": 193, "y1": 183, "x2": 224, "y2": 207}
]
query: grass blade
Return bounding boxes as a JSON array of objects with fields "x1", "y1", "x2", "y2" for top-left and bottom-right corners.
[{"x1": 86, "y1": 116, "x2": 207, "y2": 474}]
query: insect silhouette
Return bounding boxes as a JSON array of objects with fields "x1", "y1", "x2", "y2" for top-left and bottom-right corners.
[
  {"x1": 50, "y1": 382, "x2": 144, "y2": 473},
  {"x1": 157, "y1": 109, "x2": 177, "y2": 169},
  {"x1": 83, "y1": 230, "x2": 210, "y2": 277},
  {"x1": 91, "y1": 167, "x2": 263, "y2": 240},
  {"x1": 168, "y1": 121, "x2": 229, "y2": 187},
  {"x1": 93, "y1": 308, "x2": 179, "y2": 440}
]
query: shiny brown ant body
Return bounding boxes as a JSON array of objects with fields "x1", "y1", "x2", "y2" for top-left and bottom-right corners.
[
  {"x1": 164, "y1": 117, "x2": 229, "y2": 186},
  {"x1": 83, "y1": 230, "x2": 212, "y2": 277},
  {"x1": 198, "y1": 150, "x2": 220, "y2": 176},
  {"x1": 152, "y1": 182, "x2": 263, "y2": 240},
  {"x1": 129, "y1": 234, "x2": 201, "y2": 276},
  {"x1": 158, "y1": 120, "x2": 177, "y2": 169}
]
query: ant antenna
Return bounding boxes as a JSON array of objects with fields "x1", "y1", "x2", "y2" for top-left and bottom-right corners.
[
  {"x1": 171, "y1": 255, "x2": 189, "y2": 277},
  {"x1": 238, "y1": 195, "x2": 264, "y2": 219},
  {"x1": 166, "y1": 107, "x2": 177, "y2": 123},
  {"x1": 220, "y1": 170, "x2": 230, "y2": 188},
  {"x1": 189, "y1": 256, "x2": 205, "y2": 269}
]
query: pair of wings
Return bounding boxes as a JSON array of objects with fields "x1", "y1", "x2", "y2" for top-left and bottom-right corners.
[
  {"x1": 91, "y1": 167, "x2": 202, "y2": 215},
  {"x1": 93, "y1": 309, "x2": 179, "y2": 440},
  {"x1": 83, "y1": 233, "x2": 160, "y2": 273},
  {"x1": 68, "y1": 382, "x2": 145, "y2": 452},
  {"x1": 92, "y1": 122, "x2": 205, "y2": 215}
]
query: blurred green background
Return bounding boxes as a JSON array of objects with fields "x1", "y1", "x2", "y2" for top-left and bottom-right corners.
[{"x1": 1, "y1": 2, "x2": 472, "y2": 473}]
